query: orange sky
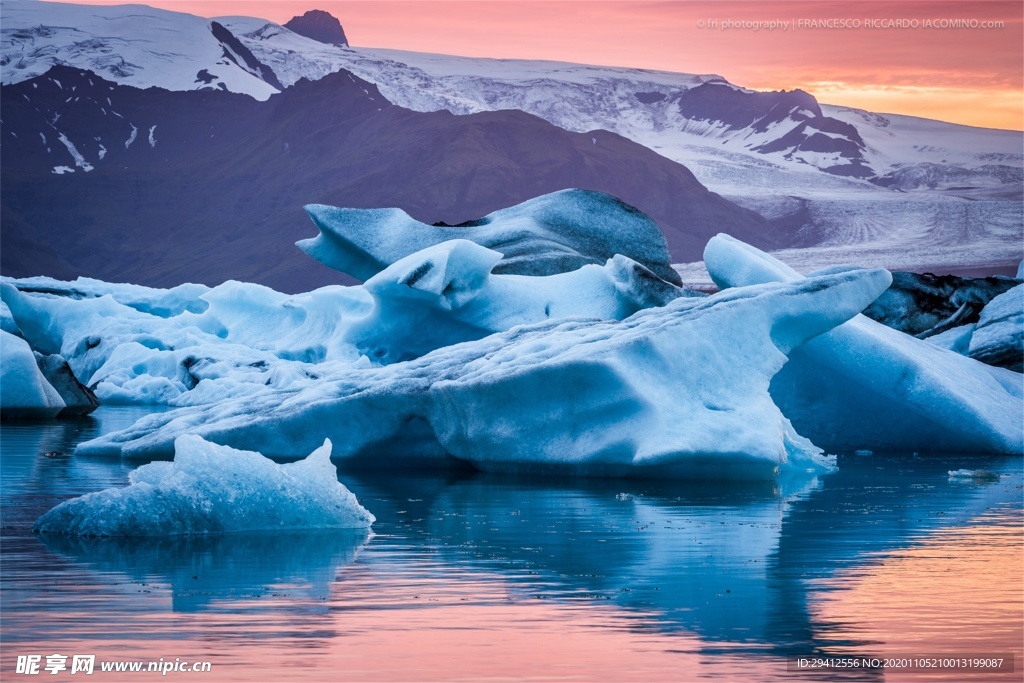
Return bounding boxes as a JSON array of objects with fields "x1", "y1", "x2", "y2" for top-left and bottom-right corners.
[{"x1": 47, "y1": 1, "x2": 1024, "y2": 130}]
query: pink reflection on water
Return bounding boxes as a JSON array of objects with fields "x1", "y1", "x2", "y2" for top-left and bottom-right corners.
[
  {"x1": 2, "y1": 569, "x2": 776, "y2": 681},
  {"x1": 809, "y1": 514, "x2": 1024, "y2": 682}
]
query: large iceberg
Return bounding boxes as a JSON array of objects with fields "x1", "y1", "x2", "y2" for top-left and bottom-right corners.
[
  {"x1": 704, "y1": 234, "x2": 1023, "y2": 454},
  {"x1": 76, "y1": 269, "x2": 892, "y2": 480},
  {"x1": 34, "y1": 435, "x2": 374, "y2": 536},
  {"x1": 349, "y1": 239, "x2": 685, "y2": 363},
  {"x1": 299, "y1": 189, "x2": 683, "y2": 285},
  {"x1": 2, "y1": 240, "x2": 684, "y2": 405}
]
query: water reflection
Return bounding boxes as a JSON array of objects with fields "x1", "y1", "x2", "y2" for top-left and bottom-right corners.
[
  {"x1": 2, "y1": 408, "x2": 1020, "y2": 680},
  {"x1": 38, "y1": 530, "x2": 370, "y2": 613},
  {"x1": 345, "y1": 453, "x2": 1021, "y2": 659}
]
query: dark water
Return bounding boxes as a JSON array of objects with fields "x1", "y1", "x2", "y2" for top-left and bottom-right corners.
[{"x1": 2, "y1": 407, "x2": 1021, "y2": 681}]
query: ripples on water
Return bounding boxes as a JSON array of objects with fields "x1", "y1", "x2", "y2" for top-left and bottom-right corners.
[{"x1": 2, "y1": 407, "x2": 1021, "y2": 681}]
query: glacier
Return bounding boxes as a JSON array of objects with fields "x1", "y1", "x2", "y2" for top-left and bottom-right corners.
[
  {"x1": 73, "y1": 268, "x2": 892, "y2": 479},
  {"x1": 33, "y1": 435, "x2": 374, "y2": 536},
  {"x1": 299, "y1": 189, "x2": 683, "y2": 285},
  {"x1": 704, "y1": 234, "x2": 1024, "y2": 454}
]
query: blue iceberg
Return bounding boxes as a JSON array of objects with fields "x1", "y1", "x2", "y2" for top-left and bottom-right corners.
[
  {"x1": 704, "y1": 234, "x2": 1023, "y2": 455},
  {"x1": 76, "y1": 268, "x2": 892, "y2": 480},
  {"x1": 34, "y1": 435, "x2": 375, "y2": 536}
]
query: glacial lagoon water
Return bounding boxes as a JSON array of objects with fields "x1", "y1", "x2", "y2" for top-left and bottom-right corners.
[{"x1": 1, "y1": 407, "x2": 1021, "y2": 681}]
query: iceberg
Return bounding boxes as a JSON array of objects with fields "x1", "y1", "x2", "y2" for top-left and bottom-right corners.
[
  {"x1": 968, "y1": 284, "x2": 1023, "y2": 372},
  {"x1": 34, "y1": 435, "x2": 374, "y2": 536},
  {"x1": 347, "y1": 239, "x2": 686, "y2": 363},
  {"x1": 33, "y1": 351, "x2": 100, "y2": 416},
  {"x1": 299, "y1": 189, "x2": 683, "y2": 285},
  {"x1": 1, "y1": 240, "x2": 685, "y2": 404},
  {"x1": 861, "y1": 271, "x2": 1018, "y2": 338},
  {"x1": 77, "y1": 269, "x2": 892, "y2": 480},
  {"x1": 1, "y1": 329, "x2": 65, "y2": 419},
  {"x1": 704, "y1": 234, "x2": 1023, "y2": 455}
]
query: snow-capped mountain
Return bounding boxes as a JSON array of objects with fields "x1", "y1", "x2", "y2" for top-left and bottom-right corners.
[
  {"x1": 2, "y1": 1, "x2": 1021, "y2": 281},
  {"x1": 1, "y1": 64, "x2": 768, "y2": 291}
]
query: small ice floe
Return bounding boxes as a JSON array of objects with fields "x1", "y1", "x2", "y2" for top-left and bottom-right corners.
[
  {"x1": 948, "y1": 469, "x2": 1001, "y2": 481},
  {"x1": 33, "y1": 435, "x2": 374, "y2": 536},
  {"x1": 854, "y1": 449, "x2": 874, "y2": 456}
]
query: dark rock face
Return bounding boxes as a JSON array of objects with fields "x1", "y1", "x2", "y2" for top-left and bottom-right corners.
[
  {"x1": 670, "y1": 83, "x2": 872, "y2": 178},
  {"x1": 34, "y1": 352, "x2": 100, "y2": 417},
  {"x1": 210, "y1": 21, "x2": 283, "y2": 90},
  {"x1": 673, "y1": 83, "x2": 821, "y2": 132},
  {"x1": 284, "y1": 10, "x2": 349, "y2": 46},
  {"x1": 1, "y1": 65, "x2": 770, "y2": 293},
  {"x1": 862, "y1": 271, "x2": 1021, "y2": 338}
]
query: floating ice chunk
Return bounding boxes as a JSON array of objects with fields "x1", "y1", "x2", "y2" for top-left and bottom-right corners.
[
  {"x1": 298, "y1": 189, "x2": 682, "y2": 285},
  {"x1": 34, "y1": 435, "x2": 374, "y2": 536},
  {"x1": 0, "y1": 280, "x2": 367, "y2": 406},
  {"x1": 1, "y1": 241, "x2": 683, "y2": 405},
  {"x1": 0, "y1": 330, "x2": 66, "y2": 419},
  {"x1": 349, "y1": 239, "x2": 684, "y2": 363},
  {"x1": 704, "y1": 234, "x2": 1024, "y2": 455},
  {"x1": 948, "y1": 469, "x2": 1000, "y2": 481},
  {"x1": 78, "y1": 269, "x2": 892, "y2": 480},
  {"x1": 968, "y1": 284, "x2": 1023, "y2": 372}
]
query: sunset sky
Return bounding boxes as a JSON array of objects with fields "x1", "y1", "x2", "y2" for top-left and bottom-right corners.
[{"x1": 46, "y1": 1, "x2": 1024, "y2": 131}]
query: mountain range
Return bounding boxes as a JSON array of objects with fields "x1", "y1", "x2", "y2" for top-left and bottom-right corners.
[{"x1": 1, "y1": 0, "x2": 1021, "y2": 290}]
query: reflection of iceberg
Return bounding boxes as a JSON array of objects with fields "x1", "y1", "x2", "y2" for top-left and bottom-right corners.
[
  {"x1": 38, "y1": 529, "x2": 369, "y2": 612},
  {"x1": 345, "y1": 454, "x2": 1021, "y2": 654}
]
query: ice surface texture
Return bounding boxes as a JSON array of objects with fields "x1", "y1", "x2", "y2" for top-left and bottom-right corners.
[
  {"x1": 0, "y1": 329, "x2": 65, "y2": 418},
  {"x1": 299, "y1": 189, "x2": 683, "y2": 285},
  {"x1": 77, "y1": 269, "x2": 892, "y2": 480},
  {"x1": 968, "y1": 285, "x2": 1023, "y2": 372},
  {"x1": 33, "y1": 435, "x2": 374, "y2": 536},
  {"x1": 704, "y1": 234, "x2": 1023, "y2": 454},
  {"x1": 1, "y1": 240, "x2": 683, "y2": 404}
]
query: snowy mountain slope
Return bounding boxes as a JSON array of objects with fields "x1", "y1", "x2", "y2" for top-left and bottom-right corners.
[
  {"x1": 0, "y1": 1, "x2": 279, "y2": 98},
  {"x1": 214, "y1": 13, "x2": 1022, "y2": 276},
  {"x1": 215, "y1": 15, "x2": 1022, "y2": 186},
  {"x1": 2, "y1": 2, "x2": 1020, "y2": 278}
]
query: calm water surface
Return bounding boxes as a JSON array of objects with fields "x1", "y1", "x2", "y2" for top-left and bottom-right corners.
[{"x1": 2, "y1": 407, "x2": 1021, "y2": 681}]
